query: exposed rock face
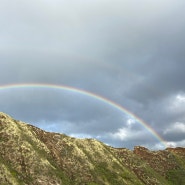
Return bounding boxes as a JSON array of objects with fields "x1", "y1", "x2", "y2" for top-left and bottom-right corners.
[{"x1": 0, "y1": 112, "x2": 185, "y2": 185}]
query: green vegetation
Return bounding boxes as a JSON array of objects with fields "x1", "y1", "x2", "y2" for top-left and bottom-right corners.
[
  {"x1": 167, "y1": 169, "x2": 185, "y2": 185},
  {"x1": 0, "y1": 112, "x2": 185, "y2": 185}
]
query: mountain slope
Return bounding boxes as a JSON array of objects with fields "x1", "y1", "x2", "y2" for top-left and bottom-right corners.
[{"x1": 0, "y1": 112, "x2": 185, "y2": 185}]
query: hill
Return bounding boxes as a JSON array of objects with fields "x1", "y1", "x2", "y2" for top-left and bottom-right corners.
[{"x1": 0, "y1": 112, "x2": 185, "y2": 184}]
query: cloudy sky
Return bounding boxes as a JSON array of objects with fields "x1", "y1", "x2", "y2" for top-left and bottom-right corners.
[{"x1": 1, "y1": 0, "x2": 185, "y2": 150}]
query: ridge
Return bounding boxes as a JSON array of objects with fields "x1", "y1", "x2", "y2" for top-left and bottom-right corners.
[{"x1": 0, "y1": 112, "x2": 185, "y2": 185}]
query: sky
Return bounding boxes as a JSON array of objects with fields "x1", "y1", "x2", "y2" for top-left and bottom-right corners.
[{"x1": 0, "y1": 0, "x2": 185, "y2": 150}]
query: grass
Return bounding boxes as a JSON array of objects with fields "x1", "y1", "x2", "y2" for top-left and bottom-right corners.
[{"x1": 167, "y1": 168, "x2": 185, "y2": 185}]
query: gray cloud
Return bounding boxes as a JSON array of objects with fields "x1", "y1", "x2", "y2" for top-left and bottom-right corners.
[{"x1": 1, "y1": 0, "x2": 185, "y2": 149}]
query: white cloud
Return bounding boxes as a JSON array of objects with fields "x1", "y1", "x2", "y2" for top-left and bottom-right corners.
[
  {"x1": 110, "y1": 119, "x2": 137, "y2": 141},
  {"x1": 166, "y1": 140, "x2": 185, "y2": 148},
  {"x1": 110, "y1": 127, "x2": 128, "y2": 141},
  {"x1": 109, "y1": 124, "x2": 145, "y2": 141},
  {"x1": 164, "y1": 122, "x2": 185, "y2": 135},
  {"x1": 176, "y1": 94, "x2": 185, "y2": 102},
  {"x1": 126, "y1": 118, "x2": 136, "y2": 127},
  {"x1": 148, "y1": 142, "x2": 167, "y2": 150},
  {"x1": 168, "y1": 93, "x2": 185, "y2": 113},
  {"x1": 166, "y1": 142, "x2": 177, "y2": 148},
  {"x1": 69, "y1": 133, "x2": 93, "y2": 139}
]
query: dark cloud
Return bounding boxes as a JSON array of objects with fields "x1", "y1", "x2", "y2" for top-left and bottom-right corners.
[{"x1": 1, "y1": 0, "x2": 185, "y2": 149}]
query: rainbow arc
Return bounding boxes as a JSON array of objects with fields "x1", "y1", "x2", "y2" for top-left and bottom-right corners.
[{"x1": 0, "y1": 83, "x2": 168, "y2": 148}]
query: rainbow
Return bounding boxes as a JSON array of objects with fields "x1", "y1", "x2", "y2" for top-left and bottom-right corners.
[{"x1": 0, "y1": 83, "x2": 167, "y2": 147}]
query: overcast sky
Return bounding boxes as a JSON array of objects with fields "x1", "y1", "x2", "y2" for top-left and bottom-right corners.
[{"x1": 1, "y1": 0, "x2": 185, "y2": 150}]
